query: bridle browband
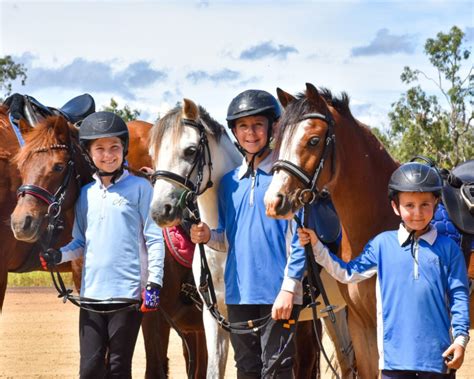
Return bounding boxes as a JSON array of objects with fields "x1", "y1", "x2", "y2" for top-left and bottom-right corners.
[
  {"x1": 272, "y1": 112, "x2": 335, "y2": 205},
  {"x1": 151, "y1": 118, "x2": 213, "y2": 198}
]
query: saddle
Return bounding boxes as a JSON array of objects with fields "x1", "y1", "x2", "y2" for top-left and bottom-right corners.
[
  {"x1": 4, "y1": 93, "x2": 95, "y2": 126},
  {"x1": 441, "y1": 160, "x2": 474, "y2": 235}
]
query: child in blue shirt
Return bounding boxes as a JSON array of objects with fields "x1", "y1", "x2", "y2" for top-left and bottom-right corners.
[
  {"x1": 191, "y1": 90, "x2": 305, "y2": 378},
  {"x1": 41, "y1": 112, "x2": 164, "y2": 378},
  {"x1": 298, "y1": 162, "x2": 470, "y2": 378}
]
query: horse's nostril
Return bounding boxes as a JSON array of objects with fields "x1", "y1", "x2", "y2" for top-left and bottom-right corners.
[
  {"x1": 24, "y1": 215, "x2": 33, "y2": 230},
  {"x1": 275, "y1": 194, "x2": 286, "y2": 211},
  {"x1": 163, "y1": 204, "x2": 173, "y2": 217}
]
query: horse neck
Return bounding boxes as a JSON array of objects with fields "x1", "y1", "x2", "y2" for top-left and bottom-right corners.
[
  {"x1": 197, "y1": 133, "x2": 241, "y2": 229},
  {"x1": 329, "y1": 118, "x2": 399, "y2": 256}
]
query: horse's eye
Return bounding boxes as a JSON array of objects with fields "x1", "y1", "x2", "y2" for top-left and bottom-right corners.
[
  {"x1": 308, "y1": 137, "x2": 320, "y2": 147},
  {"x1": 53, "y1": 164, "x2": 64, "y2": 172},
  {"x1": 184, "y1": 146, "x2": 197, "y2": 158}
]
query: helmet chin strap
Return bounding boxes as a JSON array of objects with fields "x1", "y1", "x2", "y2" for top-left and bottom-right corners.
[{"x1": 98, "y1": 166, "x2": 124, "y2": 184}]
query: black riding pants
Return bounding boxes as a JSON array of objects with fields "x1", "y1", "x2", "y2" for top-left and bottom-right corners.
[
  {"x1": 79, "y1": 304, "x2": 142, "y2": 379},
  {"x1": 381, "y1": 370, "x2": 452, "y2": 379},
  {"x1": 227, "y1": 304, "x2": 300, "y2": 379}
]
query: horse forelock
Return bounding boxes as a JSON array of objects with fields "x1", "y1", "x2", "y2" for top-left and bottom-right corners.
[
  {"x1": 150, "y1": 104, "x2": 225, "y2": 162},
  {"x1": 275, "y1": 88, "x2": 353, "y2": 154},
  {"x1": 13, "y1": 116, "x2": 73, "y2": 170}
]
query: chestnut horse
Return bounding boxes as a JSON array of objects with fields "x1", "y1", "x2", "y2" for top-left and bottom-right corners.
[
  {"x1": 9, "y1": 115, "x2": 206, "y2": 378},
  {"x1": 0, "y1": 106, "x2": 80, "y2": 310},
  {"x1": 265, "y1": 83, "x2": 400, "y2": 378}
]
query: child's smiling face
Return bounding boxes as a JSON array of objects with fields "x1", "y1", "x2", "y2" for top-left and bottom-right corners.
[{"x1": 391, "y1": 191, "x2": 438, "y2": 234}]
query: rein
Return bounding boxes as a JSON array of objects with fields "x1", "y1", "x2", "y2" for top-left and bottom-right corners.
[{"x1": 272, "y1": 112, "x2": 336, "y2": 205}]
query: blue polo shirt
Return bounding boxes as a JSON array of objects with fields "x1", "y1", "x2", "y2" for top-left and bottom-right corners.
[
  {"x1": 214, "y1": 154, "x2": 305, "y2": 305},
  {"x1": 60, "y1": 171, "x2": 165, "y2": 302},
  {"x1": 312, "y1": 224, "x2": 470, "y2": 373}
]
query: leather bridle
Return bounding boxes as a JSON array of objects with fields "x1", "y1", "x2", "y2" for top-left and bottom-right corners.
[
  {"x1": 272, "y1": 112, "x2": 335, "y2": 205},
  {"x1": 151, "y1": 118, "x2": 213, "y2": 204},
  {"x1": 17, "y1": 143, "x2": 77, "y2": 224}
]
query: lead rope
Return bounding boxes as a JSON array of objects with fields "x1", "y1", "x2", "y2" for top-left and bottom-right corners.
[{"x1": 295, "y1": 206, "x2": 359, "y2": 379}]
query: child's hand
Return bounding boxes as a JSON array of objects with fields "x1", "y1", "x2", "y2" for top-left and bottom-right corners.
[
  {"x1": 297, "y1": 227, "x2": 318, "y2": 247},
  {"x1": 272, "y1": 290, "x2": 294, "y2": 320},
  {"x1": 190, "y1": 222, "x2": 210, "y2": 244},
  {"x1": 442, "y1": 343, "x2": 465, "y2": 369}
]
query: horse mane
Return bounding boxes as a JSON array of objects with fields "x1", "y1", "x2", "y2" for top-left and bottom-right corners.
[
  {"x1": 275, "y1": 87, "x2": 353, "y2": 152},
  {"x1": 150, "y1": 103, "x2": 225, "y2": 161},
  {"x1": 0, "y1": 104, "x2": 8, "y2": 116},
  {"x1": 14, "y1": 116, "x2": 78, "y2": 170}
]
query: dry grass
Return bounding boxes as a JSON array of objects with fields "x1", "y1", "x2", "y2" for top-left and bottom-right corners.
[{"x1": 7, "y1": 272, "x2": 73, "y2": 287}]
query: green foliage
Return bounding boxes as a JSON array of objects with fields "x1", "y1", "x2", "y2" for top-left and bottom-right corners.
[
  {"x1": 8, "y1": 272, "x2": 73, "y2": 287},
  {"x1": 101, "y1": 97, "x2": 141, "y2": 122},
  {"x1": 386, "y1": 26, "x2": 473, "y2": 169},
  {"x1": 0, "y1": 55, "x2": 27, "y2": 99}
]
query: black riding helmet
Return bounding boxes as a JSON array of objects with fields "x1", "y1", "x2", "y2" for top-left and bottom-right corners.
[
  {"x1": 79, "y1": 111, "x2": 129, "y2": 180},
  {"x1": 226, "y1": 90, "x2": 281, "y2": 159},
  {"x1": 388, "y1": 162, "x2": 443, "y2": 201},
  {"x1": 79, "y1": 111, "x2": 129, "y2": 155}
]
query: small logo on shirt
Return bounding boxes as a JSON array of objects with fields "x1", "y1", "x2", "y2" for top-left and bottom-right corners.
[{"x1": 113, "y1": 198, "x2": 128, "y2": 206}]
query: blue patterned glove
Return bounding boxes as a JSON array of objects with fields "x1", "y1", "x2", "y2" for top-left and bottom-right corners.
[{"x1": 140, "y1": 282, "x2": 160, "y2": 312}]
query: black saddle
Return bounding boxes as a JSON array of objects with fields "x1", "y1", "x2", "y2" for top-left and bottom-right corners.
[
  {"x1": 442, "y1": 160, "x2": 474, "y2": 235},
  {"x1": 4, "y1": 93, "x2": 95, "y2": 126},
  {"x1": 57, "y1": 93, "x2": 95, "y2": 124}
]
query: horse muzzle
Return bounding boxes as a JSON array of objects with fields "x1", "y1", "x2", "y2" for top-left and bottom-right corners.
[
  {"x1": 10, "y1": 211, "x2": 43, "y2": 242},
  {"x1": 150, "y1": 200, "x2": 182, "y2": 228}
]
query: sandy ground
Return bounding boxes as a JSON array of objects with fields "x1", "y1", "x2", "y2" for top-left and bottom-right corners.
[{"x1": 0, "y1": 288, "x2": 472, "y2": 378}]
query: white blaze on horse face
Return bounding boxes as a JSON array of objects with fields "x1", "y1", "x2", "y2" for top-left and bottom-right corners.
[
  {"x1": 150, "y1": 125, "x2": 201, "y2": 226},
  {"x1": 265, "y1": 121, "x2": 307, "y2": 217}
]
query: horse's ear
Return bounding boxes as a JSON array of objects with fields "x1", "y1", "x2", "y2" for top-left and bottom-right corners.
[
  {"x1": 18, "y1": 118, "x2": 33, "y2": 135},
  {"x1": 305, "y1": 83, "x2": 326, "y2": 109},
  {"x1": 182, "y1": 98, "x2": 199, "y2": 121},
  {"x1": 53, "y1": 116, "x2": 71, "y2": 143},
  {"x1": 276, "y1": 88, "x2": 295, "y2": 109}
]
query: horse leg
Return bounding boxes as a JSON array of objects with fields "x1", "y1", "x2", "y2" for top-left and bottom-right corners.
[
  {"x1": 321, "y1": 307, "x2": 356, "y2": 378},
  {"x1": 142, "y1": 311, "x2": 170, "y2": 379},
  {"x1": 294, "y1": 319, "x2": 321, "y2": 378},
  {"x1": 70, "y1": 257, "x2": 83, "y2": 292},
  {"x1": 0, "y1": 256, "x2": 7, "y2": 311},
  {"x1": 181, "y1": 330, "x2": 208, "y2": 379},
  {"x1": 202, "y1": 308, "x2": 229, "y2": 379},
  {"x1": 344, "y1": 282, "x2": 378, "y2": 379}
]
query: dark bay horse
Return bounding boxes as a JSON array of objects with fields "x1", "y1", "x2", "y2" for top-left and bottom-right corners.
[
  {"x1": 265, "y1": 83, "x2": 400, "y2": 378},
  {"x1": 9, "y1": 115, "x2": 206, "y2": 378}
]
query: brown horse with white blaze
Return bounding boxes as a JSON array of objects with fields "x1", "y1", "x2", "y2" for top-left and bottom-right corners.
[{"x1": 265, "y1": 83, "x2": 400, "y2": 378}]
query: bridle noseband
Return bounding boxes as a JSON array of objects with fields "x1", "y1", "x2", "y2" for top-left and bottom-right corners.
[
  {"x1": 272, "y1": 112, "x2": 335, "y2": 205},
  {"x1": 151, "y1": 118, "x2": 214, "y2": 205}
]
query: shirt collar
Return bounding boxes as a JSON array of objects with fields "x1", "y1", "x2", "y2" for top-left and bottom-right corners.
[
  {"x1": 397, "y1": 223, "x2": 437, "y2": 246},
  {"x1": 93, "y1": 170, "x2": 130, "y2": 189},
  {"x1": 237, "y1": 152, "x2": 274, "y2": 179}
]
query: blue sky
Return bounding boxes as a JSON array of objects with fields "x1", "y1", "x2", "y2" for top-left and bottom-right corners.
[{"x1": 1, "y1": 0, "x2": 472, "y2": 130}]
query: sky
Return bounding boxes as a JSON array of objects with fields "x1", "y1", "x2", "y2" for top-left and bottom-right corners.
[{"x1": 1, "y1": 0, "x2": 473, "y2": 130}]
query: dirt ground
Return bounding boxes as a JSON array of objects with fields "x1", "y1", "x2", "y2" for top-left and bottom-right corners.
[{"x1": 0, "y1": 288, "x2": 472, "y2": 378}]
